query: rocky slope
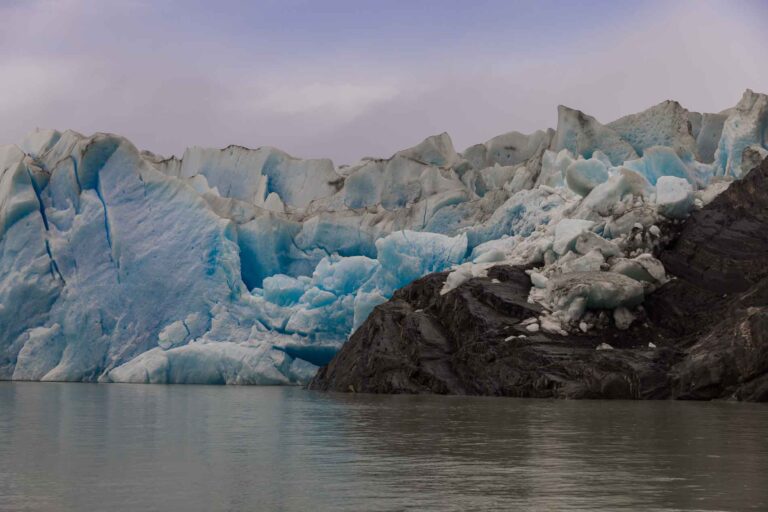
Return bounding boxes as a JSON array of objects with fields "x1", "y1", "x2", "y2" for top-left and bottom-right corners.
[{"x1": 310, "y1": 157, "x2": 768, "y2": 401}]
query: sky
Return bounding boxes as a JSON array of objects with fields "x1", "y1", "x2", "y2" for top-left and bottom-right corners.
[{"x1": 1, "y1": 0, "x2": 767, "y2": 164}]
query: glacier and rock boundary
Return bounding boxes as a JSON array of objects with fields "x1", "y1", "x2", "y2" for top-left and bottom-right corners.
[{"x1": 1, "y1": 90, "x2": 766, "y2": 385}]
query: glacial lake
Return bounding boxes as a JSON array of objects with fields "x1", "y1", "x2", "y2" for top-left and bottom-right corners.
[{"x1": 1, "y1": 383, "x2": 766, "y2": 511}]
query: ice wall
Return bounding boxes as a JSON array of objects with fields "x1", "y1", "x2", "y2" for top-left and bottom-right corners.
[{"x1": 1, "y1": 89, "x2": 766, "y2": 384}]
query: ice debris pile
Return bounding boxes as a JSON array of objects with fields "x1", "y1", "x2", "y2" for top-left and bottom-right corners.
[{"x1": 1, "y1": 89, "x2": 766, "y2": 384}]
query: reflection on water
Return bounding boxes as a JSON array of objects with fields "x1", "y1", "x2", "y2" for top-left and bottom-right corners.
[{"x1": 1, "y1": 383, "x2": 766, "y2": 511}]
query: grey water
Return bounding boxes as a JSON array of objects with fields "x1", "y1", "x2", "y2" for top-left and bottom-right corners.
[{"x1": 1, "y1": 384, "x2": 766, "y2": 512}]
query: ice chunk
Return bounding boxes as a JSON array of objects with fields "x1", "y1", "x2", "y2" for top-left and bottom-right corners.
[
  {"x1": 539, "y1": 315, "x2": 567, "y2": 335},
  {"x1": 470, "y1": 166, "x2": 519, "y2": 197},
  {"x1": 237, "y1": 213, "x2": 304, "y2": 289},
  {"x1": 20, "y1": 128, "x2": 61, "y2": 158},
  {"x1": 462, "y1": 143, "x2": 488, "y2": 171},
  {"x1": 578, "y1": 168, "x2": 652, "y2": 218},
  {"x1": 180, "y1": 145, "x2": 340, "y2": 208},
  {"x1": 467, "y1": 188, "x2": 565, "y2": 249},
  {"x1": 623, "y1": 146, "x2": 695, "y2": 186},
  {"x1": 714, "y1": 89, "x2": 768, "y2": 178},
  {"x1": 613, "y1": 307, "x2": 635, "y2": 330},
  {"x1": 396, "y1": 132, "x2": 460, "y2": 168},
  {"x1": 311, "y1": 255, "x2": 379, "y2": 295},
  {"x1": 343, "y1": 154, "x2": 465, "y2": 210},
  {"x1": 341, "y1": 160, "x2": 386, "y2": 209},
  {"x1": 376, "y1": 230, "x2": 467, "y2": 288},
  {"x1": 695, "y1": 113, "x2": 727, "y2": 163},
  {"x1": 590, "y1": 150, "x2": 612, "y2": 168},
  {"x1": 565, "y1": 158, "x2": 609, "y2": 196},
  {"x1": 187, "y1": 174, "x2": 219, "y2": 196},
  {"x1": 470, "y1": 232, "x2": 555, "y2": 269},
  {"x1": 607, "y1": 100, "x2": 697, "y2": 156},
  {"x1": 742, "y1": 144, "x2": 768, "y2": 174},
  {"x1": 476, "y1": 165, "x2": 517, "y2": 195},
  {"x1": 352, "y1": 291, "x2": 388, "y2": 330},
  {"x1": 688, "y1": 111, "x2": 702, "y2": 139},
  {"x1": 473, "y1": 247, "x2": 506, "y2": 263},
  {"x1": 263, "y1": 274, "x2": 309, "y2": 306},
  {"x1": 558, "y1": 249, "x2": 605, "y2": 274},
  {"x1": 536, "y1": 149, "x2": 573, "y2": 187},
  {"x1": 294, "y1": 214, "x2": 377, "y2": 260},
  {"x1": 158, "y1": 320, "x2": 189, "y2": 350},
  {"x1": 655, "y1": 176, "x2": 694, "y2": 219},
  {"x1": 108, "y1": 342, "x2": 298, "y2": 385},
  {"x1": 299, "y1": 287, "x2": 337, "y2": 309},
  {"x1": 573, "y1": 232, "x2": 621, "y2": 258},
  {"x1": 526, "y1": 322, "x2": 540, "y2": 333},
  {"x1": 263, "y1": 192, "x2": 285, "y2": 213},
  {"x1": 441, "y1": 262, "x2": 492, "y2": 295},
  {"x1": 11, "y1": 325, "x2": 63, "y2": 380},
  {"x1": 696, "y1": 178, "x2": 732, "y2": 206},
  {"x1": 553, "y1": 105, "x2": 638, "y2": 165},
  {"x1": 603, "y1": 204, "x2": 658, "y2": 239},
  {"x1": 284, "y1": 295, "x2": 353, "y2": 336},
  {"x1": 610, "y1": 254, "x2": 667, "y2": 285},
  {"x1": 482, "y1": 130, "x2": 553, "y2": 167},
  {"x1": 553, "y1": 219, "x2": 595, "y2": 255},
  {"x1": 546, "y1": 271, "x2": 644, "y2": 316},
  {"x1": 530, "y1": 271, "x2": 548, "y2": 288},
  {"x1": 0, "y1": 146, "x2": 40, "y2": 238},
  {"x1": 464, "y1": 130, "x2": 552, "y2": 169}
]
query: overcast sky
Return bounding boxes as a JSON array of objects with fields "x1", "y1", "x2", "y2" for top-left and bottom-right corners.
[{"x1": 1, "y1": 0, "x2": 767, "y2": 164}]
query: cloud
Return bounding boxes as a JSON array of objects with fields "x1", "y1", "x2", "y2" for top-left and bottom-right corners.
[
  {"x1": 277, "y1": 0, "x2": 768, "y2": 163},
  {"x1": 0, "y1": 59, "x2": 76, "y2": 112},
  {"x1": 249, "y1": 82, "x2": 400, "y2": 119},
  {"x1": 0, "y1": 0, "x2": 765, "y2": 165}
]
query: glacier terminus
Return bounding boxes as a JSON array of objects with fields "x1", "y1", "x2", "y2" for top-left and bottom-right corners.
[{"x1": 1, "y1": 89, "x2": 767, "y2": 385}]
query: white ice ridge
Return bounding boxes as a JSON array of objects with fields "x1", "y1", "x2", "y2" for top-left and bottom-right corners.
[{"x1": 1, "y1": 89, "x2": 766, "y2": 384}]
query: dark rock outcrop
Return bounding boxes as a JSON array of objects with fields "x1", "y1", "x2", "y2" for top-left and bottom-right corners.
[{"x1": 310, "y1": 158, "x2": 768, "y2": 401}]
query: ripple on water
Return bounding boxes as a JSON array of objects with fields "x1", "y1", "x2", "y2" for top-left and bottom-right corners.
[{"x1": 0, "y1": 383, "x2": 766, "y2": 512}]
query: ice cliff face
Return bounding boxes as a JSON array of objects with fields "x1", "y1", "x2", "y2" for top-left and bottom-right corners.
[
  {"x1": 311, "y1": 157, "x2": 768, "y2": 400},
  {"x1": 1, "y1": 89, "x2": 766, "y2": 384}
]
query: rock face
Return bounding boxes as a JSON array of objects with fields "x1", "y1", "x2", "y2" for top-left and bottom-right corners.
[
  {"x1": 311, "y1": 266, "x2": 676, "y2": 398},
  {"x1": 310, "y1": 158, "x2": 768, "y2": 401}
]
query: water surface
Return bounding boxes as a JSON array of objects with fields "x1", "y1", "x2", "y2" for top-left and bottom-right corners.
[{"x1": 1, "y1": 383, "x2": 766, "y2": 511}]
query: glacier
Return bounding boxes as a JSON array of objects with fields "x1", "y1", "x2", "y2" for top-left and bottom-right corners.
[{"x1": 1, "y1": 89, "x2": 767, "y2": 384}]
